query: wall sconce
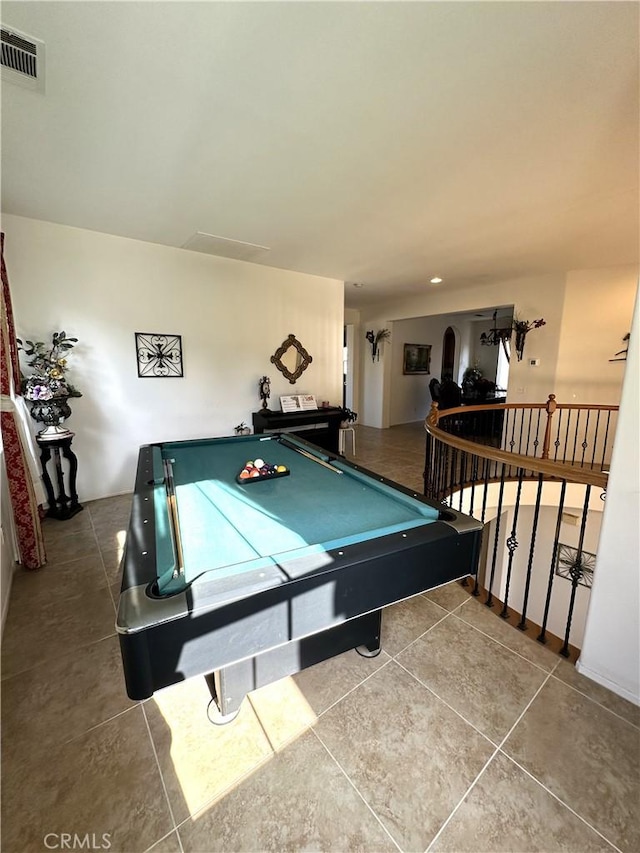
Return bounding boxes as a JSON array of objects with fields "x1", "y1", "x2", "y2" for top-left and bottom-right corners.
[{"x1": 366, "y1": 329, "x2": 390, "y2": 362}]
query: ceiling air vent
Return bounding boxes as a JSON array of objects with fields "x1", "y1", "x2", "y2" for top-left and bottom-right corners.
[{"x1": 1, "y1": 26, "x2": 45, "y2": 92}]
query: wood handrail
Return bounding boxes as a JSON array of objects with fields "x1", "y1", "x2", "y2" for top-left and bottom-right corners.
[{"x1": 425, "y1": 398, "x2": 610, "y2": 490}]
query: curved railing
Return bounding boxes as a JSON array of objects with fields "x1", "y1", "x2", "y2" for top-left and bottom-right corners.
[{"x1": 424, "y1": 395, "x2": 618, "y2": 660}]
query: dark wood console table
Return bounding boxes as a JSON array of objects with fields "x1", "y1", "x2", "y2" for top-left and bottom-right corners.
[
  {"x1": 36, "y1": 433, "x2": 83, "y2": 520},
  {"x1": 252, "y1": 407, "x2": 343, "y2": 454}
]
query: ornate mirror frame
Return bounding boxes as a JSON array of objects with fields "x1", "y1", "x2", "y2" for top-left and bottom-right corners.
[{"x1": 270, "y1": 334, "x2": 313, "y2": 384}]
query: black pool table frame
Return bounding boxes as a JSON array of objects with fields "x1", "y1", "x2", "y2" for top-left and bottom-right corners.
[{"x1": 117, "y1": 434, "x2": 482, "y2": 718}]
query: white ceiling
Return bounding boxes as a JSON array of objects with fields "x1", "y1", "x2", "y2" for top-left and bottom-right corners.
[{"x1": 2, "y1": 2, "x2": 638, "y2": 308}]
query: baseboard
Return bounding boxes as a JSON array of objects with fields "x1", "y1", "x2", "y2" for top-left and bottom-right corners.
[{"x1": 575, "y1": 659, "x2": 640, "y2": 707}]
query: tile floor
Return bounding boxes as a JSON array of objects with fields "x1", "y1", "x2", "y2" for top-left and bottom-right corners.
[{"x1": 1, "y1": 422, "x2": 638, "y2": 853}]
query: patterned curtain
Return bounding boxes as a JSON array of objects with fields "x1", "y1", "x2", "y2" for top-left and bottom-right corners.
[{"x1": 0, "y1": 233, "x2": 46, "y2": 569}]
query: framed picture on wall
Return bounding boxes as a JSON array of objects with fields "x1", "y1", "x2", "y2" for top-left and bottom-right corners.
[{"x1": 403, "y1": 343, "x2": 431, "y2": 375}]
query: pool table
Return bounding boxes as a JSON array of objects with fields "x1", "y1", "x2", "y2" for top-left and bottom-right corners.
[{"x1": 117, "y1": 433, "x2": 481, "y2": 718}]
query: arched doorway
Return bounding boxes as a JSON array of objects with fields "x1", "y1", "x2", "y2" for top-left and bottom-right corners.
[{"x1": 441, "y1": 327, "x2": 455, "y2": 381}]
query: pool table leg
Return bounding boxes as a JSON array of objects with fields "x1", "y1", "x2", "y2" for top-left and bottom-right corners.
[
  {"x1": 355, "y1": 609, "x2": 382, "y2": 657},
  {"x1": 202, "y1": 609, "x2": 385, "y2": 723},
  {"x1": 204, "y1": 672, "x2": 242, "y2": 725}
]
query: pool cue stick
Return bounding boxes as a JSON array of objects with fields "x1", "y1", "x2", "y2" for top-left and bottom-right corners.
[
  {"x1": 281, "y1": 439, "x2": 343, "y2": 474},
  {"x1": 163, "y1": 458, "x2": 185, "y2": 578}
]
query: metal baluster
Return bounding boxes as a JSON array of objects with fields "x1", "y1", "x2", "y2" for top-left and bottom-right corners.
[
  {"x1": 424, "y1": 430, "x2": 432, "y2": 498},
  {"x1": 532, "y1": 409, "x2": 542, "y2": 458},
  {"x1": 486, "y1": 465, "x2": 506, "y2": 608},
  {"x1": 580, "y1": 409, "x2": 590, "y2": 467},
  {"x1": 600, "y1": 410, "x2": 611, "y2": 471},
  {"x1": 468, "y1": 452, "x2": 478, "y2": 518},
  {"x1": 458, "y1": 450, "x2": 466, "y2": 512},
  {"x1": 560, "y1": 485, "x2": 592, "y2": 657},
  {"x1": 518, "y1": 473, "x2": 544, "y2": 630},
  {"x1": 480, "y1": 455, "x2": 489, "y2": 524},
  {"x1": 537, "y1": 480, "x2": 567, "y2": 644},
  {"x1": 571, "y1": 409, "x2": 581, "y2": 465},
  {"x1": 517, "y1": 408, "x2": 525, "y2": 456},
  {"x1": 524, "y1": 408, "x2": 533, "y2": 458},
  {"x1": 448, "y1": 447, "x2": 457, "y2": 507},
  {"x1": 500, "y1": 468, "x2": 524, "y2": 618},
  {"x1": 553, "y1": 409, "x2": 563, "y2": 462},
  {"x1": 590, "y1": 410, "x2": 600, "y2": 470},
  {"x1": 561, "y1": 410, "x2": 571, "y2": 463}
]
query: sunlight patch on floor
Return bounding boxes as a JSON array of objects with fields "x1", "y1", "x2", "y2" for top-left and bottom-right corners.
[{"x1": 151, "y1": 672, "x2": 317, "y2": 816}]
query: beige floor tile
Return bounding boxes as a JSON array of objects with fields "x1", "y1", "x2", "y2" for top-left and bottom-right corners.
[
  {"x1": 424, "y1": 579, "x2": 472, "y2": 611},
  {"x1": 397, "y1": 616, "x2": 548, "y2": 742},
  {"x1": 314, "y1": 660, "x2": 494, "y2": 852},
  {"x1": 7, "y1": 552, "x2": 107, "y2": 602},
  {"x1": 503, "y1": 676, "x2": 640, "y2": 852},
  {"x1": 177, "y1": 730, "x2": 397, "y2": 852},
  {"x1": 110, "y1": 579, "x2": 122, "y2": 610},
  {"x1": 101, "y1": 544, "x2": 126, "y2": 584},
  {"x1": 94, "y1": 522, "x2": 128, "y2": 554},
  {"x1": 86, "y1": 493, "x2": 132, "y2": 527},
  {"x1": 145, "y1": 676, "x2": 274, "y2": 824},
  {"x1": 42, "y1": 509, "x2": 93, "y2": 541},
  {"x1": 553, "y1": 658, "x2": 640, "y2": 728},
  {"x1": 431, "y1": 751, "x2": 613, "y2": 852},
  {"x1": 145, "y1": 831, "x2": 183, "y2": 852},
  {"x1": 1, "y1": 706, "x2": 173, "y2": 853},
  {"x1": 42, "y1": 527, "x2": 100, "y2": 565},
  {"x1": 1, "y1": 635, "x2": 135, "y2": 765},
  {"x1": 381, "y1": 594, "x2": 447, "y2": 656},
  {"x1": 1, "y1": 557, "x2": 115, "y2": 678},
  {"x1": 248, "y1": 648, "x2": 390, "y2": 749},
  {"x1": 457, "y1": 596, "x2": 560, "y2": 671}
]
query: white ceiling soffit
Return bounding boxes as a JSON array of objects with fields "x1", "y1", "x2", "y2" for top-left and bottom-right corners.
[
  {"x1": 1, "y1": 25, "x2": 45, "y2": 92},
  {"x1": 182, "y1": 232, "x2": 271, "y2": 262}
]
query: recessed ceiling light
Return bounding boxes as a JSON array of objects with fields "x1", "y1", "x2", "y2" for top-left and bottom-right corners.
[{"x1": 430, "y1": 277, "x2": 443, "y2": 284}]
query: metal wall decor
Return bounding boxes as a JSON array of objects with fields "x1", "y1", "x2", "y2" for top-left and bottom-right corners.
[
  {"x1": 135, "y1": 333, "x2": 183, "y2": 378},
  {"x1": 479, "y1": 310, "x2": 512, "y2": 350},
  {"x1": 555, "y1": 543, "x2": 595, "y2": 588},
  {"x1": 366, "y1": 329, "x2": 390, "y2": 362},
  {"x1": 270, "y1": 334, "x2": 312, "y2": 384},
  {"x1": 609, "y1": 332, "x2": 630, "y2": 362}
]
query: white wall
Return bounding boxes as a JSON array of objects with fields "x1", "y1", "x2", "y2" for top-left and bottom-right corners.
[
  {"x1": 555, "y1": 265, "x2": 637, "y2": 405},
  {"x1": 4, "y1": 215, "x2": 344, "y2": 501},
  {"x1": 358, "y1": 273, "x2": 567, "y2": 427},
  {"x1": 389, "y1": 316, "x2": 448, "y2": 424},
  {"x1": 357, "y1": 268, "x2": 638, "y2": 429},
  {"x1": 578, "y1": 282, "x2": 640, "y2": 704}
]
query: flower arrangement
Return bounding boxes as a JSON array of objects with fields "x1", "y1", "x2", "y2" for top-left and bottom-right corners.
[
  {"x1": 17, "y1": 331, "x2": 82, "y2": 401},
  {"x1": 366, "y1": 328, "x2": 391, "y2": 362},
  {"x1": 512, "y1": 317, "x2": 546, "y2": 361},
  {"x1": 512, "y1": 317, "x2": 546, "y2": 335}
]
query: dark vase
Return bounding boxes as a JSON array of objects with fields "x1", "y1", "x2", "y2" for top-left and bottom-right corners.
[
  {"x1": 29, "y1": 395, "x2": 73, "y2": 439},
  {"x1": 514, "y1": 328, "x2": 527, "y2": 361}
]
